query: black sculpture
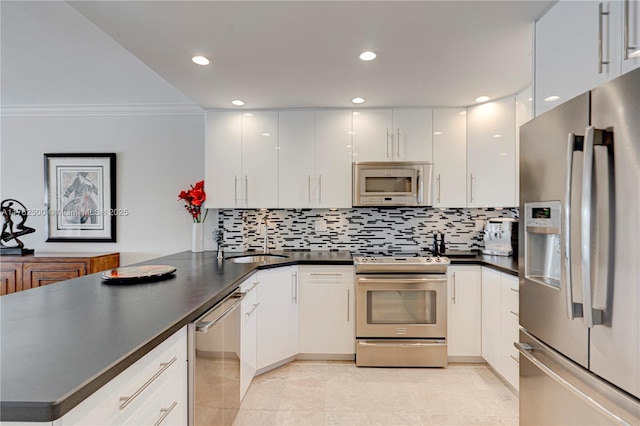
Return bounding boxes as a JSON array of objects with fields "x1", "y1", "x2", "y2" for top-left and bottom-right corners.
[{"x1": 1, "y1": 199, "x2": 35, "y2": 255}]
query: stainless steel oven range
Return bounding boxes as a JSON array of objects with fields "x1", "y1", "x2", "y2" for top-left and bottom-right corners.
[{"x1": 353, "y1": 255, "x2": 450, "y2": 367}]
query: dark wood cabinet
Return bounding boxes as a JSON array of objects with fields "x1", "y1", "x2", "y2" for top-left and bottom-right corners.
[{"x1": 0, "y1": 252, "x2": 119, "y2": 295}]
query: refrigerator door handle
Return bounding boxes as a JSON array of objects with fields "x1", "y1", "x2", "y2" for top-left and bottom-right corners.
[
  {"x1": 515, "y1": 341, "x2": 629, "y2": 425},
  {"x1": 581, "y1": 127, "x2": 606, "y2": 327},
  {"x1": 564, "y1": 133, "x2": 582, "y2": 319},
  {"x1": 592, "y1": 142, "x2": 614, "y2": 313}
]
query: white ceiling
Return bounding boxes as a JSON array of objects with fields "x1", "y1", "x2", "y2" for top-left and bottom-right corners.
[{"x1": 68, "y1": 1, "x2": 555, "y2": 109}]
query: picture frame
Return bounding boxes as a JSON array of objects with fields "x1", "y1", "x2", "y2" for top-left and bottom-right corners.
[{"x1": 44, "y1": 153, "x2": 117, "y2": 242}]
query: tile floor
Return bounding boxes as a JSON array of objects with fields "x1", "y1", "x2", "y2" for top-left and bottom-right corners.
[{"x1": 233, "y1": 361, "x2": 519, "y2": 425}]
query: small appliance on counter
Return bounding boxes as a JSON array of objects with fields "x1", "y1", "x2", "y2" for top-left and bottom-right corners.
[{"x1": 481, "y1": 218, "x2": 518, "y2": 256}]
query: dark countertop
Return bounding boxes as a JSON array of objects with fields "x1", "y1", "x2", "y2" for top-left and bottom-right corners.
[
  {"x1": 0, "y1": 249, "x2": 513, "y2": 422},
  {"x1": 448, "y1": 253, "x2": 519, "y2": 276}
]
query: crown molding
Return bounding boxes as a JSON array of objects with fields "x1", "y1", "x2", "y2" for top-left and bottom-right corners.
[{"x1": 0, "y1": 103, "x2": 205, "y2": 117}]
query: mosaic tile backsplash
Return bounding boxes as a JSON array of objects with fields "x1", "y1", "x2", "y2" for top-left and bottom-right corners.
[{"x1": 216, "y1": 207, "x2": 518, "y2": 254}]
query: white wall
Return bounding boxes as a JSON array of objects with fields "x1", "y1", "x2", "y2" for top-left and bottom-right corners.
[{"x1": 0, "y1": 113, "x2": 216, "y2": 265}]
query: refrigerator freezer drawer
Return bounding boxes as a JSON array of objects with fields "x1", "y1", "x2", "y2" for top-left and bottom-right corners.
[{"x1": 518, "y1": 329, "x2": 640, "y2": 425}]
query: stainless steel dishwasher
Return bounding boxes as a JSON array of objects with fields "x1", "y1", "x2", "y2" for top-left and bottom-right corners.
[{"x1": 188, "y1": 290, "x2": 244, "y2": 426}]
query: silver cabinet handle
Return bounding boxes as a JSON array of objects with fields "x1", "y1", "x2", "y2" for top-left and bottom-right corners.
[
  {"x1": 623, "y1": 0, "x2": 637, "y2": 60},
  {"x1": 598, "y1": 3, "x2": 610, "y2": 74},
  {"x1": 386, "y1": 128, "x2": 391, "y2": 158},
  {"x1": 510, "y1": 287, "x2": 519, "y2": 294},
  {"x1": 245, "y1": 302, "x2": 260, "y2": 317},
  {"x1": 309, "y1": 273, "x2": 342, "y2": 276},
  {"x1": 509, "y1": 310, "x2": 519, "y2": 318},
  {"x1": 515, "y1": 342, "x2": 627, "y2": 424},
  {"x1": 396, "y1": 128, "x2": 401, "y2": 158},
  {"x1": 469, "y1": 174, "x2": 475, "y2": 203},
  {"x1": 318, "y1": 175, "x2": 322, "y2": 204},
  {"x1": 244, "y1": 175, "x2": 249, "y2": 206},
  {"x1": 510, "y1": 355, "x2": 520, "y2": 364},
  {"x1": 417, "y1": 169, "x2": 423, "y2": 205},
  {"x1": 234, "y1": 175, "x2": 239, "y2": 207},
  {"x1": 308, "y1": 175, "x2": 312, "y2": 205},
  {"x1": 244, "y1": 281, "x2": 259, "y2": 294},
  {"x1": 291, "y1": 270, "x2": 298, "y2": 303},
  {"x1": 119, "y1": 357, "x2": 177, "y2": 410},
  {"x1": 437, "y1": 174, "x2": 441, "y2": 204},
  {"x1": 153, "y1": 401, "x2": 178, "y2": 426},
  {"x1": 452, "y1": 272, "x2": 456, "y2": 304},
  {"x1": 347, "y1": 288, "x2": 350, "y2": 322}
]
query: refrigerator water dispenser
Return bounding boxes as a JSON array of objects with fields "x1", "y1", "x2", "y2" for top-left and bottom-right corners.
[{"x1": 524, "y1": 201, "x2": 562, "y2": 289}]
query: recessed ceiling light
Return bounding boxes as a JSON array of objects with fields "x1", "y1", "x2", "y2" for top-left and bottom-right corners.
[
  {"x1": 192, "y1": 56, "x2": 210, "y2": 65},
  {"x1": 475, "y1": 95, "x2": 491, "y2": 103},
  {"x1": 544, "y1": 95, "x2": 560, "y2": 102},
  {"x1": 262, "y1": 133, "x2": 270, "y2": 137},
  {"x1": 434, "y1": 131, "x2": 443, "y2": 135},
  {"x1": 499, "y1": 152, "x2": 508, "y2": 156},
  {"x1": 351, "y1": 97, "x2": 365, "y2": 104},
  {"x1": 493, "y1": 134, "x2": 503, "y2": 138},
  {"x1": 359, "y1": 51, "x2": 377, "y2": 61},
  {"x1": 231, "y1": 99, "x2": 245, "y2": 106}
]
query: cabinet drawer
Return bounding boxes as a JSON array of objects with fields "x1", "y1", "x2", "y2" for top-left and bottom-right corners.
[
  {"x1": 124, "y1": 362, "x2": 188, "y2": 426},
  {"x1": 22, "y1": 262, "x2": 88, "y2": 289},
  {"x1": 500, "y1": 293, "x2": 520, "y2": 342},
  {"x1": 61, "y1": 327, "x2": 187, "y2": 425},
  {"x1": 500, "y1": 274, "x2": 519, "y2": 297},
  {"x1": 299, "y1": 265, "x2": 353, "y2": 284},
  {"x1": 500, "y1": 335, "x2": 520, "y2": 390}
]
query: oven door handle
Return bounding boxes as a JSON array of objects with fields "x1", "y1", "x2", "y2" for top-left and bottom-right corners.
[{"x1": 357, "y1": 277, "x2": 445, "y2": 284}]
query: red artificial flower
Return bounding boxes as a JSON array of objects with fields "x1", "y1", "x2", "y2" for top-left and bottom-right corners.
[{"x1": 178, "y1": 180, "x2": 207, "y2": 223}]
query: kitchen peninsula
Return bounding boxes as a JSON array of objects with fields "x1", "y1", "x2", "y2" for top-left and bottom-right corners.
[{"x1": 0, "y1": 250, "x2": 516, "y2": 423}]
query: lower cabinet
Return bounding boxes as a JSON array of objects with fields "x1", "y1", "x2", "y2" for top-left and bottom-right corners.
[
  {"x1": 298, "y1": 265, "x2": 355, "y2": 357},
  {"x1": 256, "y1": 266, "x2": 299, "y2": 372},
  {"x1": 60, "y1": 326, "x2": 188, "y2": 425},
  {"x1": 240, "y1": 275, "x2": 259, "y2": 400},
  {"x1": 481, "y1": 267, "x2": 520, "y2": 390},
  {"x1": 447, "y1": 265, "x2": 482, "y2": 360}
]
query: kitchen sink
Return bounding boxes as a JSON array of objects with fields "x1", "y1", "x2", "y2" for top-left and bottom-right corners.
[{"x1": 227, "y1": 254, "x2": 289, "y2": 263}]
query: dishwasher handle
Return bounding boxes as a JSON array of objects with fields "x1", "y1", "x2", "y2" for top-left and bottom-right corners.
[{"x1": 196, "y1": 291, "x2": 245, "y2": 333}]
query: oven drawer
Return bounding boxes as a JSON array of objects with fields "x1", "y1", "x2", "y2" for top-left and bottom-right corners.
[{"x1": 356, "y1": 339, "x2": 447, "y2": 367}]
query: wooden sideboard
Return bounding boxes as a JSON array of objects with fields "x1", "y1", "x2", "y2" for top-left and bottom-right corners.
[{"x1": 0, "y1": 252, "x2": 120, "y2": 295}]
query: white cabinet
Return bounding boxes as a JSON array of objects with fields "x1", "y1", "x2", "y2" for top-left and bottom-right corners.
[
  {"x1": 447, "y1": 265, "x2": 482, "y2": 360},
  {"x1": 535, "y1": 0, "x2": 640, "y2": 116},
  {"x1": 240, "y1": 274, "x2": 259, "y2": 400},
  {"x1": 278, "y1": 110, "x2": 352, "y2": 208},
  {"x1": 352, "y1": 109, "x2": 432, "y2": 162},
  {"x1": 467, "y1": 97, "x2": 517, "y2": 208},
  {"x1": 298, "y1": 265, "x2": 355, "y2": 357},
  {"x1": 256, "y1": 266, "x2": 299, "y2": 372},
  {"x1": 515, "y1": 87, "x2": 533, "y2": 206},
  {"x1": 205, "y1": 111, "x2": 279, "y2": 208},
  {"x1": 60, "y1": 327, "x2": 188, "y2": 425},
  {"x1": 621, "y1": 0, "x2": 640, "y2": 74},
  {"x1": 432, "y1": 108, "x2": 467, "y2": 208},
  {"x1": 481, "y1": 267, "x2": 520, "y2": 390}
]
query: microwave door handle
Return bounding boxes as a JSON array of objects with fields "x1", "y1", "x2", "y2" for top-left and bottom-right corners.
[{"x1": 564, "y1": 133, "x2": 582, "y2": 320}]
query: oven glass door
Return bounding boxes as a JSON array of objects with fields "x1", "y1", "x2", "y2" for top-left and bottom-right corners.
[
  {"x1": 356, "y1": 275, "x2": 447, "y2": 339},
  {"x1": 359, "y1": 168, "x2": 417, "y2": 196}
]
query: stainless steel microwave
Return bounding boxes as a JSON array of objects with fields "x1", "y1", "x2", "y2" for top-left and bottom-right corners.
[{"x1": 353, "y1": 161, "x2": 433, "y2": 207}]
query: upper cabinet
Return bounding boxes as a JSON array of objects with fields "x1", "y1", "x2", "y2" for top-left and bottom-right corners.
[
  {"x1": 535, "y1": 0, "x2": 640, "y2": 116},
  {"x1": 432, "y1": 108, "x2": 467, "y2": 208},
  {"x1": 278, "y1": 110, "x2": 353, "y2": 209},
  {"x1": 352, "y1": 109, "x2": 433, "y2": 162},
  {"x1": 205, "y1": 111, "x2": 278, "y2": 208},
  {"x1": 467, "y1": 97, "x2": 517, "y2": 208}
]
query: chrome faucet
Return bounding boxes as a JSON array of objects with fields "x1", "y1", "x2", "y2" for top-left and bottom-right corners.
[{"x1": 259, "y1": 217, "x2": 270, "y2": 253}]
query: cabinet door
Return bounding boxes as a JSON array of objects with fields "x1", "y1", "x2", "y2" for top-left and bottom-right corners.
[
  {"x1": 241, "y1": 111, "x2": 279, "y2": 208},
  {"x1": 205, "y1": 111, "x2": 242, "y2": 208},
  {"x1": 392, "y1": 109, "x2": 433, "y2": 161},
  {"x1": 432, "y1": 108, "x2": 467, "y2": 208},
  {"x1": 352, "y1": 109, "x2": 393, "y2": 162},
  {"x1": 298, "y1": 266, "x2": 355, "y2": 355},
  {"x1": 278, "y1": 111, "x2": 316, "y2": 208},
  {"x1": 500, "y1": 273, "x2": 520, "y2": 390},
  {"x1": 0, "y1": 262, "x2": 22, "y2": 295},
  {"x1": 240, "y1": 276, "x2": 259, "y2": 400},
  {"x1": 621, "y1": 0, "x2": 640, "y2": 74},
  {"x1": 447, "y1": 266, "x2": 482, "y2": 358},
  {"x1": 22, "y1": 262, "x2": 87, "y2": 290},
  {"x1": 467, "y1": 97, "x2": 516, "y2": 208},
  {"x1": 515, "y1": 87, "x2": 534, "y2": 206},
  {"x1": 256, "y1": 266, "x2": 299, "y2": 371},
  {"x1": 315, "y1": 110, "x2": 353, "y2": 208},
  {"x1": 481, "y1": 267, "x2": 502, "y2": 370},
  {"x1": 535, "y1": 1, "x2": 621, "y2": 116}
]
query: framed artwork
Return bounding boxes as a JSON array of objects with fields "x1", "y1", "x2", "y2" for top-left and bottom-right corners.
[{"x1": 44, "y1": 153, "x2": 117, "y2": 242}]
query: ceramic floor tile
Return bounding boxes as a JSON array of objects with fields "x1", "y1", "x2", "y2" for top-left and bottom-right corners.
[{"x1": 233, "y1": 361, "x2": 519, "y2": 426}]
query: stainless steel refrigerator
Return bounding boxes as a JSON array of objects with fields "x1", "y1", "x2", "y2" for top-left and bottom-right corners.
[{"x1": 519, "y1": 67, "x2": 640, "y2": 425}]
